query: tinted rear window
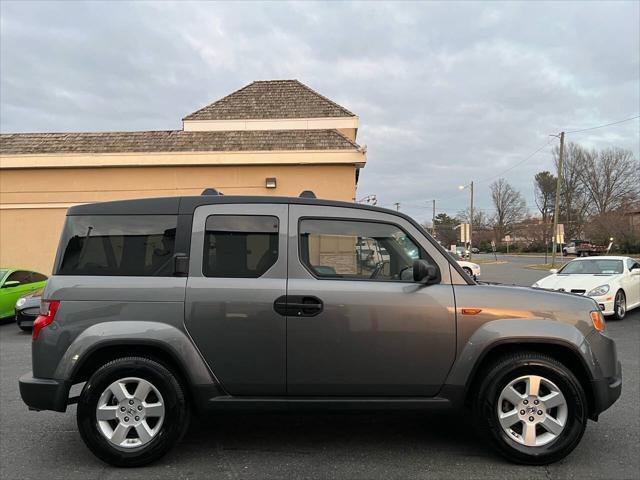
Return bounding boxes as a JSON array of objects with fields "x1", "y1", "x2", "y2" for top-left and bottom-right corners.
[{"x1": 57, "y1": 215, "x2": 177, "y2": 276}]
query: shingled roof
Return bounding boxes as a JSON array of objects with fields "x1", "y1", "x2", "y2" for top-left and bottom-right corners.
[
  {"x1": 183, "y1": 80, "x2": 356, "y2": 121},
  {"x1": 0, "y1": 129, "x2": 360, "y2": 155}
]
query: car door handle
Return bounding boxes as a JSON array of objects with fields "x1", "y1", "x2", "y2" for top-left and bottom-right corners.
[{"x1": 273, "y1": 295, "x2": 323, "y2": 317}]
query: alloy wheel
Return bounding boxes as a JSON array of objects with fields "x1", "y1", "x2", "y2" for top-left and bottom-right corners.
[
  {"x1": 615, "y1": 291, "x2": 626, "y2": 319},
  {"x1": 96, "y1": 377, "x2": 165, "y2": 448},
  {"x1": 497, "y1": 375, "x2": 568, "y2": 447}
]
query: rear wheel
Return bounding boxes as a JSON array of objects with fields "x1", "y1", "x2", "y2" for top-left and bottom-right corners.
[
  {"x1": 612, "y1": 290, "x2": 626, "y2": 321},
  {"x1": 77, "y1": 357, "x2": 189, "y2": 467},
  {"x1": 473, "y1": 352, "x2": 587, "y2": 465}
]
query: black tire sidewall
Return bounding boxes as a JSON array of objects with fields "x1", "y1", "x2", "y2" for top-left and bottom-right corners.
[
  {"x1": 77, "y1": 357, "x2": 188, "y2": 467},
  {"x1": 476, "y1": 356, "x2": 587, "y2": 465},
  {"x1": 613, "y1": 290, "x2": 625, "y2": 321}
]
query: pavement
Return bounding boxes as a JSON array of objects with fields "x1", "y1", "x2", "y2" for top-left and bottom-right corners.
[{"x1": 1, "y1": 256, "x2": 639, "y2": 479}]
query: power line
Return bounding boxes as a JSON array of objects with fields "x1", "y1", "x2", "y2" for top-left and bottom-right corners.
[
  {"x1": 475, "y1": 137, "x2": 555, "y2": 184},
  {"x1": 565, "y1": 115, "x2": 640, "y2": 134}
]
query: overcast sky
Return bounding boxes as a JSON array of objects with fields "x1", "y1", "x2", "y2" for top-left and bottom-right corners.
[{"x1": 1, "y1": 1, "x2": 638, "y2": 222}]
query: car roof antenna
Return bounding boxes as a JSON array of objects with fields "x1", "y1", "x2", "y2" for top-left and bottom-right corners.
[{"x1": 299, "y1": 190, "x2": 316, "y2": 198}]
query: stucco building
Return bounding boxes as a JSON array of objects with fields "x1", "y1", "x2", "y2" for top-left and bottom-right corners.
[{"x1": 0, "y1": 80, "x2": 367, "y2": 273}]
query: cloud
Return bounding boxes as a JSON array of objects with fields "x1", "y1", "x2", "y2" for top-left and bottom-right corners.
[{"x1": 1, "y1": 0, "x2": 638, "y2": 221}]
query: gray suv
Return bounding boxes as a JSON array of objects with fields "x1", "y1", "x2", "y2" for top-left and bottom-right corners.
[{"x1": 19, "y1": 194, "x2": 621, "y2": 467}]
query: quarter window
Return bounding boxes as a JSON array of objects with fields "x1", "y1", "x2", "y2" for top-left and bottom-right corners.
[
  {"x1": 203, "y1": 215, "x2": 279, "y2": 278},
  {"x1": 299, "y1": 219, "x2": 430, "y2": 281},
  {"x1": 57, "y1": 215, "x2": 178, "y2": 276}
]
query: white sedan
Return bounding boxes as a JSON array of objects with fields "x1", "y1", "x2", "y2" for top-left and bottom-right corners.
[
  {"x1": 448, "y1": 252, "x2": 481, "y2": 279},
  {"x1": 532, "y1": 256, "x2": 640, "y2": 320}
]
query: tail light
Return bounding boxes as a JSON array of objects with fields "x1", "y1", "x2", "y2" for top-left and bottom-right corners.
[
  {"x1": 590, "y1": 310, "x2": 605, "y2": 333},
  {"x1": 33, "y1": 300, "x2": 60, "y2": 340}
]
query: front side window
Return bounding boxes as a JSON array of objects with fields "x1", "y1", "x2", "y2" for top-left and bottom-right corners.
[
  {"x1": 57, "y1": 215, "x2": 177, "y2": 276},
  {"x1": 203, "y1": 215, "x2": 279, "y2": 278},
  {"x1": 6, "y1": 271, "x2": 31, "y2": 284},
  {"x1": 299, "y1": 219, "x2": 429, "y2": 281}
]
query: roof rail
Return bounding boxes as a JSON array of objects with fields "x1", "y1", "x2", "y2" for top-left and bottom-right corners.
[
  {"x1": 299, "y1": 190, "x2": 316, "y2": 199},
  {"x1": 201, "y1": 188, "x2": 224, "y2": 196}
]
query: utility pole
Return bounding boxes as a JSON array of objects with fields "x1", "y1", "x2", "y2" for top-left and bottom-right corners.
[
  {"x1": 469, "y1": 181, "x2": 474, "y2": 261},
  {"x1": 432, "y1": 199, "x2": 436, "y2": 236},
  {"x1": 551, "y1": 131, "x2": 565, "y2": 267},
  {"x1": 394, "y1": 202, "x2": 400, "y2": 211}
]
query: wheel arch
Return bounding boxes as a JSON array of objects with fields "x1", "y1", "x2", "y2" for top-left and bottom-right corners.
[{"x1": 463, "y1": 340, "x2": 597, "y2": 419}]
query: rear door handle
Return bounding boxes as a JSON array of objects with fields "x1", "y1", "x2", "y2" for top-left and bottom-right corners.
[{"x1": 273, "y1": 295, "x2": 323, "y2": 317}]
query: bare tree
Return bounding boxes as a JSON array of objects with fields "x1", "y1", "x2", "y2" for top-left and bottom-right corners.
[
  {"x1": 455, "y1": 207, "x2": 490, "y2": 230},
  {"x1": 580, "y1": 147, "x2": 640, "y2": 215},
  {"x1": 490, "y1": 178, "x2": 527, "y2": 241},
  {"x1": 553, "y1": 142, "x2": 590, "y2": 239}
]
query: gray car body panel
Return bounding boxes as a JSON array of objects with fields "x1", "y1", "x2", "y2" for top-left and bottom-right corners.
[
  {"x1": 184, "y1": 203, "x2": 289, "y2": 396},
  {"x1": 286, "y1": 204, "x2": 457, "y2": 396},
  {"x1": 21, "y1": 195, "x2": 620, "y2": 419}
]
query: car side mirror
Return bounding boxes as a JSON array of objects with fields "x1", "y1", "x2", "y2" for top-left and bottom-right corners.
[
  {"x1": 549, "y1": 269, "x2": 558, "y2": 274},
  {"x1": 2, "y1": 280, "x2": 20, "y2": 288},
  {"x1": 413, "y1": 259, "x2": 438, "y2": 285}
]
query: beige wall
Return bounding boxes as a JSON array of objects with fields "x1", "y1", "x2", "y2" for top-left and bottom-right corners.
[{"x1": 0, "y1": 163, "x2": 358, "y2": 274}]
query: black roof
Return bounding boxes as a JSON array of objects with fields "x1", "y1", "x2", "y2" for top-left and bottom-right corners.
[{"x1": 67, "y1": 195, "x2": 393, "y2": 217}]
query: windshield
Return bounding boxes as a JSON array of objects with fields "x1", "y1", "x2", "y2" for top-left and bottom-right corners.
[
  {"x1": 0, "y1": 270, "x2": 7, "y2": 281},
  {"x1": 559, "y1": 259, "x2": 623, "y2": 275}
]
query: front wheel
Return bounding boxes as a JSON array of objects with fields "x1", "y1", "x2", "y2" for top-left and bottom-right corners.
[
  {"x1": 77, "y1": 357, "x2": 190, "y2": 467},
  {"x1": 612, "y1": 290, "x2": 626, "y2": 321},
  {"x1": 473, "y1": 352, "x2": 587, "y2": 465}
]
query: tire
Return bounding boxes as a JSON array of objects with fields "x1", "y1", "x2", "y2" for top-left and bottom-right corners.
[
  {"x1": 463, "y1": 267, "x2": 472, "y2": 276},
  {"x1": 77, "y1": 357, "x2": 190, "y2": 467},
  {"x1": 473, "y1": 352, "x2": 587, "y2": 465},
  {"x1": 612, "y1": 290, "x2": 626, "y2": 321},
  {"x1": 18, "y1": 324, "x2": 32, "y2": 332}
]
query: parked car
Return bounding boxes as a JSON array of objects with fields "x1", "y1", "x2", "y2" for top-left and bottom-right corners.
[
  {"x1": 471, "y1": 247, "x2": 480, "y2": 254},
  {"x1": 532, "y1": 256, "x2": 640, "y2": 320},
  {"x1": 20, "y1": 194, "x2": 621, "y2": 467},
  {"x1": 15, "y1": 288, "x2": 43, "y2": 331},
  {"x1": 447, "y1": 251, "x2": 481, "y2": 279},
  {"x1": 0, "y1": 268, "x2": 47, "y2": 320}
]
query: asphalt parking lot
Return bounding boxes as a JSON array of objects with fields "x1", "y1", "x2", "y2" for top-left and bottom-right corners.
[{"x1": 1, "y1": 256, "x2": 638, "y2": 480}]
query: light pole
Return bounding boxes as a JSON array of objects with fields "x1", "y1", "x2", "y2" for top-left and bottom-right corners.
[{"x1": 459, "y1": 182, "x2": 474, "y2": 261}]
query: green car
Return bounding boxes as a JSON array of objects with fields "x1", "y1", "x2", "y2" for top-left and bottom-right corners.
[{"x1": 0, "y1": 269, "x2": 48, "y2": 320}]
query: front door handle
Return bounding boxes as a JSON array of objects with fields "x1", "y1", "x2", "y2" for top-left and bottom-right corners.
[{"x1": 273, "y1": 295, "x2": 323, "y2": 317}]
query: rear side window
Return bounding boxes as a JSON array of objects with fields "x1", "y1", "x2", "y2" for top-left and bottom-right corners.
[
  {"x1": 203, "y1": 215, "x2": 279, "y2": 278},
  {"x1": 31, "y1": 272, "x2": 48, "y2": 282},
  {"x1": 57, "y1": 215, "x2": 177, "y2": 276}
]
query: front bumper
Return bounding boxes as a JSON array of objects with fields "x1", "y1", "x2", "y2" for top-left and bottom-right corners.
[
  {"x1": 593, "y1": 297, "x2": 615, "y2": 316},
  {"x1": 15, "y1": 309, "x2": 38, "y2": 328},
  {"x1": 19, "y1": 372, "x2": 70, "y2": 412},
  {"x1": 590, "y1": 360, "x2": 622, "y2": 418}
]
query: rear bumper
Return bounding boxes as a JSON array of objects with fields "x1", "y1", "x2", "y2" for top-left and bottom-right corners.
[
  {"x1": 590, "y1": 360, "x2": 622, "y2": 418},
  {"x1": 19, "y1": 372, "x2": 70, "y2": 412}
]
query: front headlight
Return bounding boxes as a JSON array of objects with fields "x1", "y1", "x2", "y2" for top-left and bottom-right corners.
[
  {"x1": 587, "y1": 284, "x2": 610, "y2": 297},
  {"x1": 16, "y1": 297, "x2": 27, "y2": 308}
]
